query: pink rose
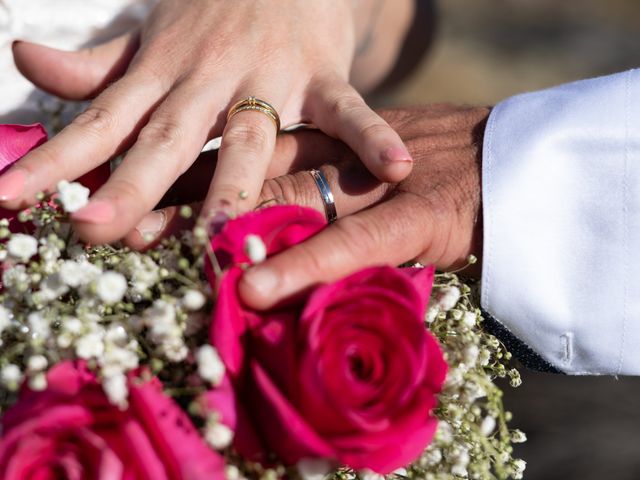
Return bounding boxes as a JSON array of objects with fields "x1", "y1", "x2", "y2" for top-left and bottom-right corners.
[
  {"x1": 0, "y1": 361, "x2": 225, "y2": 480},
  {"x1": 208, "y1": 206, "x2": 447, "y2": 473}
]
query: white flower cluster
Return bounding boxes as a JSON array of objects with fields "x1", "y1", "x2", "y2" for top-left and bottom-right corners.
[
  {"x1": 0, "y1": 193, "x2": 214, "y2": 410},
  {"x1": 410, "y1": 276, "x2": 527, "y2": 480}
]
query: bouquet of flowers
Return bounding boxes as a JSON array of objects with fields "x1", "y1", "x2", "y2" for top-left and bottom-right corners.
[{"x1": 0, "y1": 124, "x2": 526, "y2": 480}]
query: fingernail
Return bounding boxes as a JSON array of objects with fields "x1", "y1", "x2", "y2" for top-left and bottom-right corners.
[
  {"x1": 207, "y1": 210, "x2": 230, "y2": 236},
  {"x1": 0, "y1": 169, "x2": 26, "y2": 201},
  {"x1": 244, "y1": 268, "x2": 279, "y2": 298},
  {"x1": 383, "y1": 146, "x2": 413, "y2": 164},
  {"x1": 135, "y1": 211, "x2": 166, "y2": 242},
  {"x1": 11, "y1": 40, "x2": 23, "y2": 49},
  {"x1": 71, "y1": 200, "x2": 116, "y2": 224}
]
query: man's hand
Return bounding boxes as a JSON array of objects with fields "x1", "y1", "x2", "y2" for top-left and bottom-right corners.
[{"x1": 239, "y1": 105, "x2": 490, "y2": 309}]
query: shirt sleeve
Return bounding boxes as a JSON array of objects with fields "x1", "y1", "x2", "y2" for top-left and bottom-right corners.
[{"x1": 481, "y1": 69, "x2": 640, "y2": 375}]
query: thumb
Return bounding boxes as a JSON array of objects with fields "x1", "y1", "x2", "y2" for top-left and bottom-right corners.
[{"x1": 12, "y1": 32, "x2": 139, "y2": 100}]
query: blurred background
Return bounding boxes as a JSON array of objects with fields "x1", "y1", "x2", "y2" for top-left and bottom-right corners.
[{"x1": 382, "y1": 1, "x2": 640, "y2": 479}]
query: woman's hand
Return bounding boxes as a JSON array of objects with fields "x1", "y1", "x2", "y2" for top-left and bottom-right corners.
[{"x1": 5, "y1": 0, "x2": 415, "y2": 243}]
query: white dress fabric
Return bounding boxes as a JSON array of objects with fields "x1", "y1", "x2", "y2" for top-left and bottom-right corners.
[
  {"x1": 0, "y1": 0, "x2": 155, "y2": 123},
  {"x1": 482, "y1": 69, "x2": 640, "y2": 375}
]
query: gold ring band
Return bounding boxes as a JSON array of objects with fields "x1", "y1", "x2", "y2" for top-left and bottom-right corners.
[{"x1": 227, "y1": 96, "x2": 281, "y2": 132}]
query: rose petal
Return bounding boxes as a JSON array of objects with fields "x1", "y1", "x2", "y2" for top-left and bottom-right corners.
[
  {"x1": 247, "y1": 360, "x2": 334, "y2": 463},
  {"x1": 210, "y1": 205, "x2": 326, "y2": 267},
  {"x1": 210, "y1": 267, "x2": 252, "y2": 377},
  {"x1": 129, "y1": 374, "x2": 225, "y2": 480},
  {"x1": 331, "y1": 389, "x2": 439, "y2": 473},
  {"x1": 0, "y1": 124, "x2": 47, "y2": 172}
]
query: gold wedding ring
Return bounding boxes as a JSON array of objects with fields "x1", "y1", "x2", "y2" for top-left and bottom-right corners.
[{"x1": 227, "y1": 96, "x2": 281, "y2": 132}]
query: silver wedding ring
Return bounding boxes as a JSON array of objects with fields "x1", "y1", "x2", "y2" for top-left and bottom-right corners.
[{"x1": 309, "y1": 169, "x2": 337, "y2": 223}]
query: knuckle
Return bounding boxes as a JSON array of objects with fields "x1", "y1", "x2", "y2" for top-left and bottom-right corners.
[
  {"x1": 285, "y1": 242, "x2": 327, "y2": 282},
  {"x1": 136, "y1": 120, "x2": 183, "y2": 151},
  {"x1": 259, "y1": 173, "x2": 315, "y2": 208},
  {"x1": 334, "y1": 214, "x2": 384, "y2": 258},
  {"x1": 259, "y1": 178, "x2": 288, "y2": 206},
  {"x1": 329, "y1": 93, "x2": 364, "y2": 118},
  {"x1": 73, "y1": 106, "x2": 118, "y2": 136},
  {"x1": 359, "y1": 121, "x2": 391, "y2": 139},
  {"x1": 108, "y1": 177, "x2": 155, "y2": 214},
  {"x1": 223, "y1": 122, "x2": 271, "y2": 153},
  {"x1": 211, "y1": 183, "x2": 248, "y2": 206},
  {"x1": 20, "y1": 145, "x2": 65, "y2": 180}
]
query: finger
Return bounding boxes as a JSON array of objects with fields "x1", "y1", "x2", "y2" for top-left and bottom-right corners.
[
  {"x1": 239, "y1": 192, "x2": 435, "y2": 310},
  {"x1": 12, "y1": 32, "x2": 140, "y2": 100},
  {"x1": 201, "y1": 90, "x2": 286, "y2": 218},
  {"x1": 258, "y1": 162, "x2": 385, "y2": 219},
  {"x1": 157, "y1": 131, "x2": 348, "y2": 209},
  {"x1": 70, "y1": 79, "x2": 223, "y2": 243},
  {"x1": 269, "y1": 130, "x2": 351, "y2": 174},
  {"x1": 123, "y1": 203, "x2": 202, "y2": 250},
  {"x1": 307, "y1": 74, "x2": 413, "y2": 183},
  {"x1": 0, "y1": 71, "x2": 168, "y2": 209}
]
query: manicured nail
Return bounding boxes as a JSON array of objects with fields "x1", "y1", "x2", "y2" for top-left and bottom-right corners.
[
  {"x1": 207, "y1": 210, "x2": 230, "y2": 236},
  {"x1": 135, "y1": 211, "x2": 166, "y2": 242},
  {"x1": 0, "y1": 169, "x2": 26, "y2": 201},
  {"x1": 383, "y1": 146, "x2": 413, "y2": 164},
  {"x1": 71, "y1": 200, "x2": 116, "y2": 224},
  {"x1": 243, "y1": 268, "x2": 279, "y2": 298}
]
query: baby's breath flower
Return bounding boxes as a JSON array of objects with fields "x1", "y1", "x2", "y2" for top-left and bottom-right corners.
[
  {"x1": 57, "y1": 180, "x2": 90, "y2": 213},
  {"x1": 244, "y1": 234, "x2": 267, "y2": 264},
  {"x1": 103, "y1": 373, "x2": 128, "y2": 409},
  {"x1": 0, "y1": 305, "x2": 10, "y2": 333},
  {"x1": 28, "y1": 373, "x2": 47, "y2": 391},
  {"x1": 480, "y1": 416, "x2": 496, "y2": 436},
  {"x1": 462, "y1": 311, "x2": 477, "y2": 327},
  {"x1": 27, "y1": 354, "x2": 48, "y2": 372},
  {"x1": 105, "y1": 324, "x2": 128, "y2": 347},
  {"x1": 297, "y1": 459, "x2": 332, "y2": 480},
  {"x1": 508, "y1": 368, "x2": 522, "y2": 388},
  {"x1": 510, "y1": 458, "x2": 526, "y2": 479},
  {"x1": 1, "y1": 364, "x2": 23, "y2": 390},
  {"x1": 96, "y1": 271, "x2": 127, "y2": 305},
  {"x1": 510, "y1": 429, "x2": 527, "y2": 443},
  {"x1": 426, "y1": 305, "x2": 439, "y2": 324},
  {"x1": 27, "y1": 312, "x2": 50, "y2": 339},
  {"x1": 163, "y1": 338, "x2": 188, "y2": 362},
  {"x1": 226, "y1": 465, "x2": 242, "y2": 480},
  {"x1": 421, "y1": 447, "x2": 443, "y2": 466},
  {"x1": 62, "y1": 316, "x2": 83, "y2": 335},
  {"x1": 450, "y1": 463, "x2": 468, "y2": 478},
  {"x1": 435, "y1": 286, "x2": 461, "y2": 312},
  {"x1": 204, "y1": 417, "x2": 234, "y2": 449},
  {"x1": 7, "y1": 233, "x2": 38, "y2": 262},
  {"x1": 182, "y1": 289, "x2": 206, "y2": 311},
  {"x1": 359, "y1": 469, "x2": 384, "y2": 480},
  {"x1": 76, "y1": 332, "x2": 105, "y2": 360},
  {"x1": 463, "y1": 345, "x2": 479, "y2": 366},
  {"x1": 196, "y1": 344, "x2": 225, "y2": 386},
  {"x1": 59, "y1": 259, "x2": 101, "y2": 287}
]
